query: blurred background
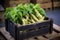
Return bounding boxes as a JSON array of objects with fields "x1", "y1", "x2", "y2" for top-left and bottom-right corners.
[{"x1": 0, "y1": 0, "x2": 60, "y2": 40}]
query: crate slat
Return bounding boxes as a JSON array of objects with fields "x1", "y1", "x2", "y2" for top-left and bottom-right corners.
[
  {"x1": 54, "y1": 2, "x2": 60, "y2": 7},
  {"x1": 36, "y1": 36, "x2": 49, "y2": 40},
  {"x1": 44, "y1": 31, "x2": 60, "y2": 39},
  {"x1": 40, "y1": 2, "x2": 52, "y2": 8},
  {"x1": 53, "y1": 0, "x2": 60, "y2": 2},
  {"x1": 26, "y1": 37, "x2": 36, "y2": 40},
  {"x1": 53, "y1": 24, "x2": 60, "y2": 32},
  {"x1": 37, "y1": 0, "x2": 51, "y2": 3},
  {"x1": 9, "y1": 0, "x2": 30, "y2": 7},
  {"x1": 24, "y1": 36, "x2": 49, "y2": 40},
  {"x1": 40, "y1": 2, "x2": 52, "y2": 11},
  {"x1": 0, "y1": 27, "x2": 15, "y2": 40}
]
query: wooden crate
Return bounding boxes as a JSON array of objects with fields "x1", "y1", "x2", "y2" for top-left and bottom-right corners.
[
  {"x1": 40, "y1": 2, "x2": 52, "y2": 11},
  {"x1": 54, "y1": 2, "x2": 60, "y2": 8},
  {"x1": 5, "y1": 18, "x2": 53, "y2": 40},
  {"x1": 37, "y1": 0, "x2": 51, "y2": 3},
  {"x1": 9, "y1": 0, "x2": 30, "y2": 7}
]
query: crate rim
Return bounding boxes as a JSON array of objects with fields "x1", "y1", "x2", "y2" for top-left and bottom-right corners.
[{"x1": 5, "y1": 17, "x2": 52, "y2": 28}]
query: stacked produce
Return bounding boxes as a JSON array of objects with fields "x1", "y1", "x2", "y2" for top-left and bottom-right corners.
[{"x1": 4, "y1": 3, "x2": 46, "y2": 25}]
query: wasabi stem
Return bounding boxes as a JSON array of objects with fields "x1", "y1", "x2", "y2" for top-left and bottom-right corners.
[
  {"x1": 22, "y1": 18, "x2": 26, "y2": 25},
  {"x1": 34, "y1": 8, "x2": 43, "y2": 20},
  {"x1": 28, "y1": 22, "x2": 32, "y2": 24},
  {"x1": 30, "y1": 13, "x2": 39, "y2": 22},
  {"x1": 31, "y1": 17, "x2": 35, "y2": 23},
  {"x1": 39, "y1": 17, "x2": 44, "y2": 22}
]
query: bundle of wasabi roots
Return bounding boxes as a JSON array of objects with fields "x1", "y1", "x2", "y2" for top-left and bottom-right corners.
[{"x1": 5, "y1": 3, "x2": 47, "y2": 25}]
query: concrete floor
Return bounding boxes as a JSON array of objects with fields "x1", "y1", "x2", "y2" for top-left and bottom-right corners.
[
  {"x1": 51, "y1": 36, "x2": 60, "y2": 40},
  {"x1": 46, "y1": 9, "x2": 60, "y2": 26}
]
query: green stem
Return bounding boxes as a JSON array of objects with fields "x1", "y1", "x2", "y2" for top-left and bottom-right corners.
[
  {"x1": 31, "y1": 18, "x2": 35, "y2": 23},
  {"x1": 34, "y1": 9, "x2": 43, "y2": 20},
  {"x1": 30, "y1": 13, "x2": 39, "y2": 22},
  {"x1": 22, "y1": 18, "x2": 26, "y2": 25}
]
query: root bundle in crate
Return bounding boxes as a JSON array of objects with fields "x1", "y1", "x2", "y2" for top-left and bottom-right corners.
[{"x1": 5, "y1": 3, "x2": 53, "y2": 40}]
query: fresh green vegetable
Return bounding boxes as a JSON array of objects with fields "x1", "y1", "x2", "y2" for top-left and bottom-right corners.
[{"x1": 4, "y1": 3, "x2": 46, "y2": 25}]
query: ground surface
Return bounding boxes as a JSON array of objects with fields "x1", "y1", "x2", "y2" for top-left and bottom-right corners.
[{"x1": 46, "y1": 9, "x2": 60, "y2": 26}]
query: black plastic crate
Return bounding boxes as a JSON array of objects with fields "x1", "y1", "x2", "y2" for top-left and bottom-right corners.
[{"x1": 5, "y1": 18, "x2": 53, "y2": 40}]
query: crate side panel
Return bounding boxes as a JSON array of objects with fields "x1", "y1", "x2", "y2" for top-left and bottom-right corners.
[
  {"x1": 19, "y1": 21, "x2": 50, "y2": 31},
  {"x1": 19, "y1": 27, "x2": 50, "y2": 39},
  {"x1": 7, "y1": 21, "x2": 15, "y2": 38}
]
